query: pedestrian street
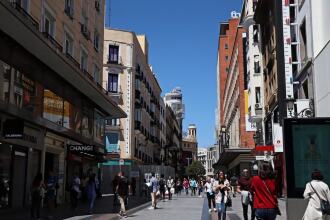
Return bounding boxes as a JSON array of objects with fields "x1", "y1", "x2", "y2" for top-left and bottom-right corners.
[{"x1": 61, "y1": 193, "x2": 287, "y2": 220}]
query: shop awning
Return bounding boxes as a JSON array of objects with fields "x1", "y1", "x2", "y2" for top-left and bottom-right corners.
[{"x1": 213, "y1": 148, "x2": 252, "y2": 170}]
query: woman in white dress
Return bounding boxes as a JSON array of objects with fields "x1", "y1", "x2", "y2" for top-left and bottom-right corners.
[{"x1": 303, "y1": 170, "x2": 330, "y2": 220}]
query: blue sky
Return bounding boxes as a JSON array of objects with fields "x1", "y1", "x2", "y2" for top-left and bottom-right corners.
[{"x1": 106, "y1": 0, "x2": 243, "y2": 148}]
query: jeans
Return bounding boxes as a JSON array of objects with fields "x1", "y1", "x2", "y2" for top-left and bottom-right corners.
[
  {"x1": 206, "y1": 192, "x2": 216, "y2": 209},
  {"x1": 167, "y1": 187, "x2": 172, "y2": 200},
  {"x1": 243, "y1": 201, "x2": 255, "y2": 220},
  {"x1": 255, "y1": 208, "x2": 277, "y2": 220},
  {"x1": 70, "y1": 190, "x2": 78, "y2": 209},
  {"x1": 88, "y1": 194, "x2": 96, "y2": 211},
  {"x1": 216, "y1": 202, "x2": 227, "y2": 220}
]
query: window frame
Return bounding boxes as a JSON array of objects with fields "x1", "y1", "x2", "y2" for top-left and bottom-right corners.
[{"x1": 108, "y1": 73, "x2": 119, "y2": 93}]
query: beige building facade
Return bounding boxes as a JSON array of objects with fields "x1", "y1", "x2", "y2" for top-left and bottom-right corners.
[{"x1": 103, "y1": 28, "x2": 162, "y2": 164}]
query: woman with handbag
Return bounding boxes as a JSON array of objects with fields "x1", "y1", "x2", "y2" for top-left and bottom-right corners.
[
  {"x1": 213, "y1": 171, "x2": 231, "y2": 220},
  {"x1": 303, "y1": 169, "x2": 330, "y2": 220},
  {"x1": 250, "y1": 161, "x2": 279, "y2": 220}
]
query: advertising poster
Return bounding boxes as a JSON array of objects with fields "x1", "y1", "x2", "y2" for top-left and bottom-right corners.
[{"x1": 292, "y1": 124, "x2": 330, "y2": 188}]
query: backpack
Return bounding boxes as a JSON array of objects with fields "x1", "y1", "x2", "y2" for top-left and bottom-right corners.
[{"x1": 159, "y1": 178, "x2": 165, "y2": 188}]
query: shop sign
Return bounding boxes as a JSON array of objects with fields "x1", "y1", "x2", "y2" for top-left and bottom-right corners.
[
  {"x1": 68, "y1": 144, "x2": 94, "y2": 152},
  {"x1": 3, "y1": 119, "x2": 24, "y2": 138}
]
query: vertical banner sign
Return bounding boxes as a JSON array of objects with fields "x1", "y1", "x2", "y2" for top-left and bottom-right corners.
[{"x1": 282, "y1": 0, "x2": 294, "y2": 117}]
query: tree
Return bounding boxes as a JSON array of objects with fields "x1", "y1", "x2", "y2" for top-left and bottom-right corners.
[{"x1": 185, "y1": 160, "x2": 206, "y2": 177}]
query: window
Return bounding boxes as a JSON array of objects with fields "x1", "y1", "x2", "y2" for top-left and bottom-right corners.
[
  {"x1": 105, "y1": 133, "x2": 119, "y2": 153},
  {"x1": 255, "y1": 87, "x2": 261, "y2": 104},
  {"x1": 108, "y1": 73, "x2": 118, "y2": 93},
  {"x1": 254, "y1": 55, "x2": 260, "y2": 73},
  {"x1": 300, "y1": 19, "x2": 307, "y2": 63},
  {"x1": 225, "y1": 44, "x2": 228, "y2": 49},
  {"x1": 95, "y1": 0, "x2": 101, "y2": 12},
  {"x1": 64, "y1": 0, "x2": 74, "y2": 19},
  {"x1": 94, "y1": 31, "x2": 100, "y2": 51},
  {"x1": 80, "y1": 48, "x2": 88, "y2": 71},
  {"x1": 108, "y1": 45, "x2": 119, "y2": 64},
  {"x1": 302, "y1": 80, "x2": 309, "y2": 98},
  {"x1": 225, "y1": 55, "x2": 228, "y2": 61},
  {"x1": 253, "y1": 25, "x2": 259, "y2": 43},
  {"x1": 93, "y1": 64, "x2": 100, "y2": 84},
  {"x1": 64, "y1": 32, "x2": 74, "y2": 56},
  {"x1": 106, "y1": 118, "x2": 120, "y2": 126},
  {"x1": 44, "y1": 10, "x2": 55, "y2": 37},
  {"x1": 21, "y1": 0, "x2": 30, "y2": 12},
  {"x1": 226, "y1": 67, "x2": 229, "y2": 73},
  {"x1": 43, "y1": 89, "x2": 64, "y2": 126}
]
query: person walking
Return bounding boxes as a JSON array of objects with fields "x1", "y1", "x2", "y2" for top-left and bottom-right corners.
[
  {"x1": 149, "y1": 173, "x2": 159, "y2": 209},
  {"x1": 167, "y1": 176, "x2": 174, "y2": 200},
  {"x1": 112, "y1": 175, "x2": 120, "y2": 205},
  {"x1": 159, "y1": 174, "x2": 166, "y2": 200},
  {"x1": 205, "y1": 176, "x2": 216, "y2": 212},
  {"x1": 70, "y1": 173, "x2": 81, "y2": 210},
  {"x1": 250, "y1": 161, "x2": 278, "y2": 220},
  {"x1": 176, "y1": 178, "x2": 182, "y2": 196},
  {"x1": 86, "y1": 173, "x2": 97, "y2": 214},
  {"x1": 183, "y1": 178, "x2": 190, "y2": 195},
  {"x1": 31, "y1": 173, "x2": 45, "y2": 219},
  {"x1": 198, "y1": 177, "x2": 204, "y2": 197},
  {"x1": 230, "y1": 174, "x2": 238, "y2": 197},
  {"x1": 45, "y1": 170, "x2": 58, "y2": 219},
  {"x1": 190, "y1": 178, "x2": 197, "y2": 196},
  {"x1": 302, "y1": 169, "x2": 330, "y2": 220},
  {"x1": 214, "y1": 171, "x2": 230, "y2": 220},
  {"x1": 237, "y1": 169, "x2": 255, "y2": 220},
  {"x1": 117, "y1": 172, "x2": 130, "y2": 218}
]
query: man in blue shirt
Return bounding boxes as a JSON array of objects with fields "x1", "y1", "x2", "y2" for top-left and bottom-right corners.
[{"x1": 149, "y1": 173, "x2": 159, "y2": 209}]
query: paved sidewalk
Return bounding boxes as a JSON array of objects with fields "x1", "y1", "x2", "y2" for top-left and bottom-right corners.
[
  {"x1": 0, "y1": 194, "x2": 150, "y2": 220},
  {"x1": 207, "y1": 195, "x2": 287, "y2": 220},
  {"x1": 119, "y1": 194, "x2": 205, "y2": 220}
]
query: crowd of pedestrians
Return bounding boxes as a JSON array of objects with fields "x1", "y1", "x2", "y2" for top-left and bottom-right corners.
[{"x1": 27, "y1": 163, "x2": 330, "y2": 220}]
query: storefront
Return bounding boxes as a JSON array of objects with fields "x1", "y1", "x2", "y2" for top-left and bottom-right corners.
[
  {"x1": 66, "y1": 141, "x2": 105, "y2": 193},
  {"x1": 0, "y1": 117, "x2": 44, "y2": 209}
]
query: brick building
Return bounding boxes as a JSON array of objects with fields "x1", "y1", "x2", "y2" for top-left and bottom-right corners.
[{"x1": 215, "y1": 13, "x2": 255, "y2": 174}]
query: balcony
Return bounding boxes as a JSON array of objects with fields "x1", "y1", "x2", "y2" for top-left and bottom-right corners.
[
  {"x1": 1, "y1": 0, "x2": 126, "y2": 118},
  {"x1": 80, "y1": 24, "x2": 90, "y2": 40},
  {"x1": 42, "y1": 32, "x2": 63, "y2": 53},
  {"x1": 135, "y1": 89, "x2": 141, "y2": 100},
  {"x1": 135, "y1": 121, "x2": 141, "y2": 130},
  {"x1": 64, "y1": 6, "x2": 74, "y2": 19}
]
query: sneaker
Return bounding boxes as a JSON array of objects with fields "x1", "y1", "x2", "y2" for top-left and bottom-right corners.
[
  {"x1": 213, "y1": 208, "x2": 217, "y2": 212},
  {"x1": 148, "y1": 206, "x2": 154, "y2": 210},
  {"x1": 208, "y1": 209, "x2": 212, "y2": 212}
]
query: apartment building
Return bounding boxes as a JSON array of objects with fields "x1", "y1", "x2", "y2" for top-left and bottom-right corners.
[
  {"x1": 240, "y1": 0, "x2": 265, "y2": 145},
  {"x1": 164, "y1": 87, "x2": 185, "y2": 128},
  {"x1": 0, "y1": 0, "x2": 125, "y2": 209},
  {"x1": 215, "y1": 13, "x2": 255, "y2": 174},
  {"x1": 165, "y1": 105, "x2": 182, "y2": 172},
  {"x1": 103, "y1": 28, "x2": 162, "y2": 165},
  {"x1": 206, "y1": 146, "x2": 217, "y2": 176},
  {"x1": 182, "y1": 124, "x2": 198, "y2": 168},
  {"x1": 197, "y1": 148, "x2": 207, "y2": 175}
]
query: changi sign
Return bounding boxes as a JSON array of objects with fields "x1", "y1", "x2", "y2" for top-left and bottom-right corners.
[{"x1": 68, "y1": 145, "x2": 94, "y2": 152}]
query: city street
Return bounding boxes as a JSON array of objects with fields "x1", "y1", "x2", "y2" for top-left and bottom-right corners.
[{"x1": 64, "y1": 193, "x2": 287, "y2": 220}]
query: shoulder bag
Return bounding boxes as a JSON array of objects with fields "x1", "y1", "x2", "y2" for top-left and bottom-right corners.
[
  {"x1": 310, "y1": 182, "x2": 330, "y2": 215},
  {"x1": 262, "y1": 180, "x2": 281, "y2": 216}
]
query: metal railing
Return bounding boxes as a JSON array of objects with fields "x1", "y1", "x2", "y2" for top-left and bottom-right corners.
[
  {"x1": 10, "y1": 2, "x2": 39, "y2": 30},
  {"x1": 9, "y1": 0, "x2": 111, "y2": 98}
]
